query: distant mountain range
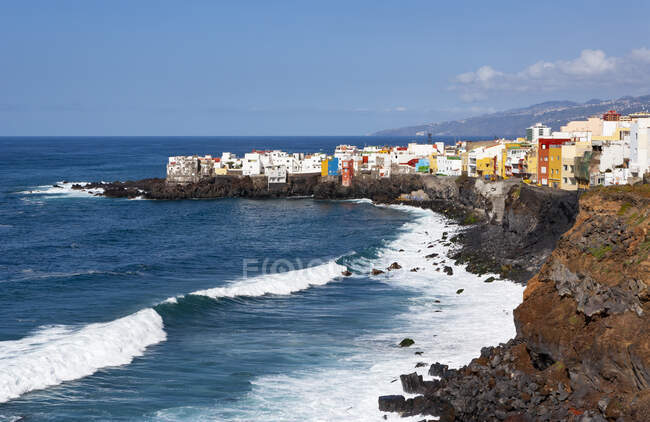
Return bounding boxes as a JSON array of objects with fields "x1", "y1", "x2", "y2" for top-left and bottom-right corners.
[{"x1": 372, "y1": 95, "x2": 650, "y2": 138}]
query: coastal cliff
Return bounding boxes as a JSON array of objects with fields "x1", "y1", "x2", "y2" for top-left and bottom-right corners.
[{"x1": 380, "y1": 184, "x2": 649, "y2": 421}]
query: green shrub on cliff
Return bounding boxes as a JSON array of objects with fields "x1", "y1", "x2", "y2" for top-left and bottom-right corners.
[{"x1": 589, "y1": 244, "x2": 612, "y2": 260}]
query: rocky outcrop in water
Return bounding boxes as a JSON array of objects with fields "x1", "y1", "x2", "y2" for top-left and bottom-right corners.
[{"x1": 380, "y1": 184, "x2": 650, "y2": 421}]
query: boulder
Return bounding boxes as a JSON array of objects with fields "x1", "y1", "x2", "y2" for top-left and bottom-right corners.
[
  {"x1": 444, "y1": 266, "x2": 454, "y2": 275},
  {"x1": 371, "y1": 269, "x2": 385, "y2": 276},
  {"x1": 387, "y1": 262, "x2": 402, "y2": 271},
  {"x1": 378, "y1": 395, "x2": 406, "y2": 412},
  {"x1": 429, "y1": 362, "x2": 450, "y2": 378},
  {"x1": 400, "y1": 372, "x2": 426, "y2": 394},
  {"x1": 341, "y1": 270, "x2": 352, "y2": 277},
  {"x1": 399, "y1": 338, "x2": 415, "y2": 347},
  {"x1": 456, "y1": 288, "x2": 464, "y2": 294},
  {"x1": 484, "y1": 276, "x2": 496, "y2": 283}
]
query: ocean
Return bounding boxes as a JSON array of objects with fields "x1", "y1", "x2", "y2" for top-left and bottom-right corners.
[{"x1": 0, "y1": 137, "x2": 523, "y2": 421}]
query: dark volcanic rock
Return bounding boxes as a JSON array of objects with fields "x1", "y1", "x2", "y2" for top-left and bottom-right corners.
[
  {"x1": 387, "y1": 262, "x2": 402, "y2": 271},
  {"x1": 378, "y1": 395, "x2": 406, "y2": 412},
  {"x1": 371, "y1": 269, "x2": 385, "y2": 276},
  {"x1": 341, "y1": 270, "x2": 352, "y2": 277},
  {"x1": 400, "y1": 372, "x2": 426, "y2": 394},
  {"x1": 443, "y1": 266, "x2": 453, "y2": 275}
]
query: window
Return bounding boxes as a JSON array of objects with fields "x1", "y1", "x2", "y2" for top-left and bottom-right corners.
[{"x1": 541, "y1": 167, "x2": 546, "y2": 174}]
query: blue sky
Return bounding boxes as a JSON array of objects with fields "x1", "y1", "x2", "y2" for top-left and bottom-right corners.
[{"x1": 2, "y1": 0, "x2": 650, "y2": 135}]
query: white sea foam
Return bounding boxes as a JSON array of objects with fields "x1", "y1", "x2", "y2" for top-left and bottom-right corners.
[
  {"x1": 189, "y1": 260, "x2": 347, "y2": 300},
  {"x1": 0, "y1": 308, "x2": 166, "y2": 403},
  {"x1": 341, "y1": 198, "x2": 373, "y2": 204},
  {"x1": 156, "y1": 205, "x2": 525, "y2": 421},
  {"x1": 18, "y1": 181, "x2": 104, "y2": 198}
]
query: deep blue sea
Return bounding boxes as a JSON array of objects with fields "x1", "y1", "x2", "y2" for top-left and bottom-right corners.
[{"x1": 0, "y1": 137, "x2": 523, "y2": 422}]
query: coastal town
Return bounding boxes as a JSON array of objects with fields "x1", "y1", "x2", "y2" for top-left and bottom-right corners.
[{"x1": 166, "y1": 110, "x2": 650, "y2": 190}]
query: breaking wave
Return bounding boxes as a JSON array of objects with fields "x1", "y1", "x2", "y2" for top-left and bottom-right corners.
[
  {"x1": 18, "y1": 181, "x2": 104, "y2": 198},
  {"x1": 0, "y1": 308, "x2": 166, "y2": 403},
  {"x1": 188, "y1": 260, "x2": 347, "y2": 300}
]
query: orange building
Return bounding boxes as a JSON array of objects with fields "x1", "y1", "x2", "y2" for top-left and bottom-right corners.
[{"x1": 341, "y1": 159, "x2": 354, "y2": 187}]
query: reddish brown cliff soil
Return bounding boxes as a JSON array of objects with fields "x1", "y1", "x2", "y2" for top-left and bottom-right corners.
[
  {"x1": 514, "y1": 184, "x2": 649, "y2": 420},
  {"x1": 380, "y1": 185, "x2": 649, "y2": 421}
]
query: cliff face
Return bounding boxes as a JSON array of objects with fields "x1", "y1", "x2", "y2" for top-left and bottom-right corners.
[
  {"x1": 513, "y1": 185, "x2": 649, "y2": 420},
  {"x1": 444, "y1": 179, "x2": 579, "y2": 282},
  {"x1": 379, "y1": 185, "x2": 649, "y2": 421}
]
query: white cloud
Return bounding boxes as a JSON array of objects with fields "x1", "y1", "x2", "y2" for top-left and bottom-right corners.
[{"x1": 451, "y1": 48, "x2": 650, "y2": 102}]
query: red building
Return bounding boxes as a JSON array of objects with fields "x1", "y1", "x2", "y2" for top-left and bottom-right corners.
[
  {"x1": 538, "y1": 138, "x2": 570, "y2": 186},
  {"x1": 341, "y1": 159, "x2": 354, "y2": 187},
  {"x1": 602, "y1": 110, "x2": 620, "y2": 121}
]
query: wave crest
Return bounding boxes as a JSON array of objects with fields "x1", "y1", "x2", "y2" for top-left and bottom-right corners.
[
  {"x1": 0, "y1": 308, "x2": 166, "y2": 403},
  {"x1": 189, "y1": 261, "x2": 347, "y2": 300}
]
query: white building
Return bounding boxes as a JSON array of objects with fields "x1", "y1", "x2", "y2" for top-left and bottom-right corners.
[
  {"x1": 300, "y1": 153, "x2": 326, "y2": 173},
  {"x1": 436, "y1": 156, "x2": 463, "y2": 176},
  {"x1": 604, "y1": 168, "x2": 631, "y2": 186},
  {"x1": 526, "y1": 123, "x2": 551, "y2": 142},
  {"x1": 630, "y1": 118, "x2": 650, "y2": 177},
  {"x1": 597, "y1": 141, "x2": 628, "y2": 173},
  {"x1": 407, "y1": 143, "x2": 436, "y2": 156},
  {"x1": 334, "y1": 145, "x2": 359, "y2": 163},
  {"x1": 242, "y1": 152, "x2": 263, "y2": 176},
  {"x1": 167, "y1": 156, "x2": 200, "y2": 184},
  {"x1": 221, "y1": 152, "x2": 241, "y2": 169},
  {"x1": 266, "y1": 165, "x2": 287, "y2": 184}
]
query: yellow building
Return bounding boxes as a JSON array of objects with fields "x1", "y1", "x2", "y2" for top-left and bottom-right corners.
[
  {"x1": 321, "y1": 159, "x2": 329, "y2": 177},
  {"x1": 526, "y1": 149, "x2": 537, "y2": 184},
  {"x1": 428, "y1": 153, "x2": 438, "y2": 174},
  {"x1": 214, "y1": 167, "x2": 228, "y2": 176},
  {"x1": 476, "y1": 157, "x2": 495, "y2": 176},
  {"x1": 560, "y1": 141, "x2": 591, "y2": 191},
  {"x1": 548, "y1": 145, "x2": 562, "y2": 189}
]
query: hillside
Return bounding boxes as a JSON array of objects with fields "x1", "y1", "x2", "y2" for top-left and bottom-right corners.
[{"x1": 373, "y1": 95, "x2": 650, "y2": 137}]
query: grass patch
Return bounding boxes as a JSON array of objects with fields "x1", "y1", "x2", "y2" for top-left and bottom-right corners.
[
  {"x1": 589, "y1": 245, "x2": 612, "y2": 260},
  {"x1": 462, "y1": 213, "x2": 479, "y2": 225},
  {"x1": 632, "y1": 213, "x2": 647, "y2": 226},
  {"x1": 617, "y1": 202, "x2": 632, "y2": 215}
]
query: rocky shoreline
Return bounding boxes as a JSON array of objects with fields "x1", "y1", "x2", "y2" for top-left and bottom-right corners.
[{"x1": 380, "y1": 184, "x2": 649, "y2": 421}]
